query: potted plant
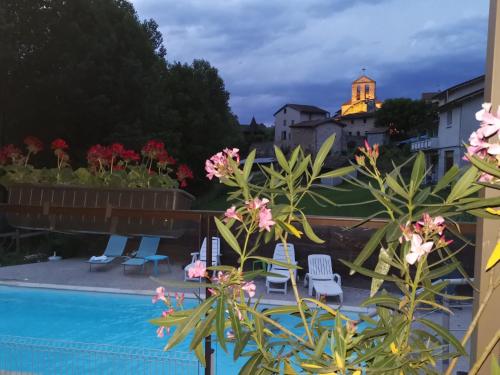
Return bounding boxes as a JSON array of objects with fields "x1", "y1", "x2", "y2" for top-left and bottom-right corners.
[{"x1": 1, "y1": 137, "x2": 195, "y2": 236}]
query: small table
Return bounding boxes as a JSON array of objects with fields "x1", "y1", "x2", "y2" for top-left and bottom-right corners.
[{"x1": 145, "y1": 255, "x2": 170, "y2": 275}]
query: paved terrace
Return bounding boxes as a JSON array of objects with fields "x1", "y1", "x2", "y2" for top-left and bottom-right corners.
[
  {"x1": 0, "y1": 258, "x2": 369, "y2": 308},
  {"x1": 0, "y1": 258, "x2": 472, "y2": 372}
]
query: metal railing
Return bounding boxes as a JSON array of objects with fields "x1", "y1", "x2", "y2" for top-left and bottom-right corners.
[{"x1": 0, "y1": 335, "x2": 199, "y2": 375}]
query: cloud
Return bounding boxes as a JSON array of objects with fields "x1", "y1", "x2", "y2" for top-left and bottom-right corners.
[{"x1": 131, "y1": 0, "x2": 489, "y2": 124}]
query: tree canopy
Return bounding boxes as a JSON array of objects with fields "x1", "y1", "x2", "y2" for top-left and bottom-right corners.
[
  {"x1": 0, "y1": 0, "x2": 241, "y2": 187},
  {"x1": 375, "y1": 98, "x2": 438, "y2": 140}
]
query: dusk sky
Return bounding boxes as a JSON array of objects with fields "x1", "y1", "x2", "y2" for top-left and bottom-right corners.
[{"x1": 131, "y1": 0, "x2": 489, "y2": 125}]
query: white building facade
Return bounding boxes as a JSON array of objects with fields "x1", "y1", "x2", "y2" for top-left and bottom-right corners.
[
  {"x1": 411, "y1": 75, "x2": 484, "y2": 182},
  {"x1": 273, "y1": 104, "x2": 330, "y2": 150}
]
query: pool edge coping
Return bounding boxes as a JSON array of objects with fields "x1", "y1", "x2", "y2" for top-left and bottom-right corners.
[{"x1": 0, "y1": 280, "x2": 375, "y2": 314}]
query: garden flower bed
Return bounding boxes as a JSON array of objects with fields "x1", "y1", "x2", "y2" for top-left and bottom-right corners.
[{"x1": 0, "y1": 138, "x2": 195, "y2": 236}]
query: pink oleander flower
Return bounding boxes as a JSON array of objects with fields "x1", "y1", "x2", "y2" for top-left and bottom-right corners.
[
  {"x1": 246, "y1": 197, "x2": 269, "y2": 210},
  {"x1": 242, "y1": 281, "x2": 256, "y2": 298},
  {"x1": 152, "y1": 287, "x2": 167, "y2": 304},
  {"x1": 405, "y1": 234, "x2": 434, "y2": 265},
  {"x1": 174, "y1": 292, "x2": 185, "y2": 307},
  {"x1": 224, "y1": 206, "x2": 243, "y2": 222},
  {"x1": 205, "y1": 148, "x2": 240, "y2": 180},
  {"x1": 188, "y1": 260, "x2": 206, "y2": 278},
  {"x1": 258, "y1": 206, "x2": 275, "y2": 232},
  {"x1": 437, "y1": 235, "x2": 454, "y2": 247},
  {"x1": 223, "y1": 148, "x2": 240, "y2": 163},
  {"x1": 418, "y1": 213, "x2": 446, "y2": 235},
  {"x1": 399, "y1": 221, "x2": 413, "y2": 243},
  {"x1": 156, "y1": 308, "x2": 175, "y2": 337}
]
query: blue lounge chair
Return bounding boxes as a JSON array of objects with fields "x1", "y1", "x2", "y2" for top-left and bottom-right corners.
[
  {"x1": 122, "y1": 236, "x2": 160, "y2": 273},
  {"x1": 87, "y1": 235, "x2": 128, "y2": 271}
]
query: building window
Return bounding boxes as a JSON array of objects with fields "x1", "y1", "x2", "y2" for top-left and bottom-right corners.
[
  {"x1": 348, "y1": 131, "x2": 352, "y2": 136},
  {"x1": 363, "y1": 118, "x2": 367, "y2": 124},
  {"x1": 308, "y1": 113, "x2": 312, "y2": 120},
  {"x1": 291, "y1": 120, "x2": 295, "y2": 125},
  {"x1": 365, "y1": 84, "x2": 369, "y2": 97},
  {"x1": 283, "y1": 119, "x2": 287, "y2": 126},
  {"x1": 445, "y1": 150, "x2": 454, "y2": 172},
  {"x1": 281, "y1": 131, "x2": 286, "y2": 140},
  {"x1": 356, "y1": 85, "x2": 361, "y2": 100},
  {"x1": 446, "y1": 110, "x2": 452, "y2": 126},
  {"x1": 356, "y1": 131, "x2": 360, "y2": 136},
  {"x1": 350, "y1": 120, "x2": 354, "y2": 124},
  {"x1": 288, "y1": 132, "x2": 291, "y2": 140},
  {"x1": 284, "y1": 108, "x2": 287, "y2": 114}
]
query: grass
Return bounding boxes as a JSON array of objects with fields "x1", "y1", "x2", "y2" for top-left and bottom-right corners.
[{"x1": 193, "y1": 182, "x2": 384, "y2": 217}]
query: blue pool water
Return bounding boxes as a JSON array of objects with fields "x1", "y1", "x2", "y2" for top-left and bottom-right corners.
[{"x1": 0, "y1": 286, "x2": 360, "y2": 374}]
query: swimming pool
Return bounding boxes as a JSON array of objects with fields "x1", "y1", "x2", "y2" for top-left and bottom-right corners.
[{"x1": 0, "y1": 285, "x2": 360, "y2": 374}]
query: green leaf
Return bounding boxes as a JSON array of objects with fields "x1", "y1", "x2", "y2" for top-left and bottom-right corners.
[
  {"x1": 414, "y1": 186, "x2": 431, "y2": 205},
  {"x1": 410, "y1": 152, "x2": 426, "y2": 194},
  {"x1": 243, "y1": 150, "x2": 256, "y2": 180},
  {"x1": 261, "y1": 305, "x2": 301, "y2": 315},
  {"x1": 361, "y1": 294, "x2": 401, "y2": 309},
  {"x1": 456, "y1": 196, "x2": 500, "y2": 211},
  {"x1": 446, "y1": 166, "x2": 479, "y2": 203},
  {"x1": 194, "y1": 340, "x2": 205, "y2": 368},
  {"x1": 341, "y1": 259, "x2": 399, "y2": 282},
  {"x1": 370, "y1": 247, "x2": 391, "y2": 296},
  {"x1": 433, "y1": 165, "x2": 460, "y2": 194},
  {"x1": 385, "y1": 174, "x2": 409, "y2": 199},
  {"x1": 427, "y1": 261, "x2": 459, "y2": 280},
  {"x1": 250, "y1": 256, "x2": 299, "y2": 269},
  {"x1": 240, "y1": 352, "x2": 263, "y2": 375},
  {"x1": 301, "y1": 216, "x2": 325, "y2": 244},
  {"x1": 312, "y1": 330, "x2": 329, "y2": 360},
  {"x1": 228, "y1": 306, "x2": 242, "y2": 341},
  {"x1": 351, "y1": 224, "x2": 389, "y2": 271},
  {"x1": 165, "y1": 296, "x2": 215, "y2": 351},
  {"x1": 214, "y1": 217, "x2": 242, "y2": 255},
  {"x1": 468, "y1": 155, "x2": 500, "y2": 178},
  {"x1": 312, "y1": 134, "x2": 336, "y2": 177},
  {"x1": 216, "y1": 297, "x2": 227, "y2": 352},
  {"x1": 288, "y1": 147, "x2": 301, "y2": 169},
  {"x1": 233, "y1": 331, "x2": 251, "y2": 360},
  {"x1": 417, "y1": 318, "x2": 467, "y2": 356},
  {"x1": 318, "y1": 165, "x2": 356, "y2": 179},
  {"x1": 274, "y1": 145, "x2": 290, "y2": 172},
  {"x1": 190, "y1": 310, "x2": 216, "y2": 351}
]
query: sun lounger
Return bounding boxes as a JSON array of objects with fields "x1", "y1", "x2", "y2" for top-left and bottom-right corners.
[
  {"x1": 122, "y1": 236, "x2": 160, "y2": 273},
  {"x1": 265, "y1": 243, "x2": 297, "y2": 294},
  {"x1": 304, "y1": 254, "x2": 343, "y2": 303},
  {"x1": 87, "y1": 235, "x2": 128, "y2": 271}
]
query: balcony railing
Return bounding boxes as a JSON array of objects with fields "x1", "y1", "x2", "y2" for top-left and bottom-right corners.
[{"x1": 411, "y1": 137, "x2": 438, "y2": 152}]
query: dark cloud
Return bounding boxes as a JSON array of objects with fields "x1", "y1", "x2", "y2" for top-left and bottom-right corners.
[{"x1": 131, "y1": 0, "x2": 489, "y2": 125}]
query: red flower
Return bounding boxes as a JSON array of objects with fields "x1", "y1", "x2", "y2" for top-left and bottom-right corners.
[
  {"x1": 141, "y1": 139, "x2": 165, "y2": 159},
  {"x1": 110, "y1": 143, "x2": 125, "y2": 157},
  {"x1": 121, "y1": 149, "x2": 140, "y2": 163},
  {"x1": 176, "y1": 164, "x2": 194, "y2": 187},
  {"x1": 51, "y1": 138, "x2": 68, "y2": 150},
  {"x1": 24, "y1": 136, "x2": 43, "y2": 154},
  {"x1": 2, "y1": 144, "x2": 23, "y2": 160},
  {"x1": 157, "y1": 150, "x2": 176, "y2": 168}
]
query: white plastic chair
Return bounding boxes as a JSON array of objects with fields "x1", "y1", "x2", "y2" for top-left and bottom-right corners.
[
  {"x1": 184, "y1": 237, "x2": 221, "y2": 281},
  {"x1": 265, "y1": 243, "x2": 298, "y2": 294},
  {"x1": 304, "y1": 254, "x2": 343, "y2": 303}
]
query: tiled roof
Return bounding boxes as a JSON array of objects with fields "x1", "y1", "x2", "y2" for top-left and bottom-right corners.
[
  {"x1": 289, "y1": 118, "x2": 346, "y2": 128},
  {"x1": 273, "y1": 104, "x2": 329, "y2": 116}
]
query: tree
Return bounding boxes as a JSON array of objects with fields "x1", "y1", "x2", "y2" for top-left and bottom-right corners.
[
  {"x1": 0, "y1": 0, "x2": 167, "y2": 164},
  {"x1": 375, "y1": 98, "x2": 438, "y2": 140}
]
